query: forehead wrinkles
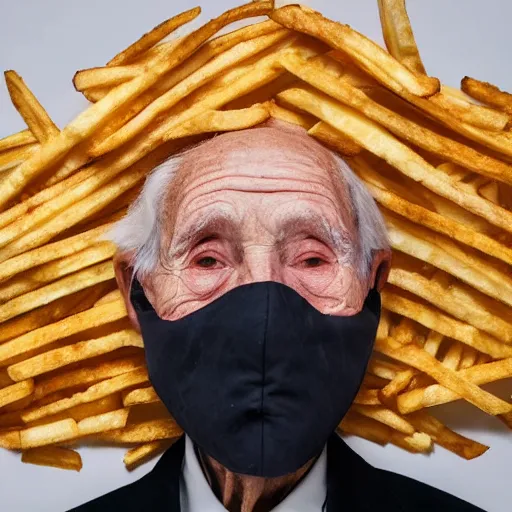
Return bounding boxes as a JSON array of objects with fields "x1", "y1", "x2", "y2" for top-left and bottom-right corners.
[{"x1": 159, "y1": 125, "x2": 357, "y2": 254}]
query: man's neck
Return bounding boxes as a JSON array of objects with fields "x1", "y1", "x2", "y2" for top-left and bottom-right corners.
[{"x1": 196, "y1": 448, "x2": 315, "y2": 512}]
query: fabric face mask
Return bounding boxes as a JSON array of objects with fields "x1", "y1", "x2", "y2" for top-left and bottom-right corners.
[{"x1": 130, "y1": 279, "x2": 380, "y2": 478}]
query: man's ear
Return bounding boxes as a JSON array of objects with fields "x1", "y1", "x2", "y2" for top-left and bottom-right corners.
[
  {"x1": 368, "y1": 248, "x2": 392, "y2": 292},
  {"x1": 113, "y1": 250, "x2": 141, "y2": 333}
]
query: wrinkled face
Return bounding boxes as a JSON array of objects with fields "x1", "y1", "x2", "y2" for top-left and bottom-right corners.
[{"x1": 141, "y1": 123, "x2": 369, "y2": 320}]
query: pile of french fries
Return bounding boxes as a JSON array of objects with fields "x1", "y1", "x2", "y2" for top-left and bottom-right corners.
[{"x1": 0, "y1": 0, "x2": 511, "y2": 472}]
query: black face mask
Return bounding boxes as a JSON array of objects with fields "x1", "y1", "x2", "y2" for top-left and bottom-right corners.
[{"x1": 130, "y1": 279, "x2": 380, "y2": 478}]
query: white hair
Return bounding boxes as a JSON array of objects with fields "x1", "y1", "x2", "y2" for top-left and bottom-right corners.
[
  {"x1": 106, "y1": 145, "x2": 389, "y2": 280},
  {"x1": 333, "y1": 154, "x2": 389, "y2": 278}
]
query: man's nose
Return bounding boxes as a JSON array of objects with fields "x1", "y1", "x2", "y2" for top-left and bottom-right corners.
[{"x1": 241, "y1": 246, "x2": 282, "y2": 284}]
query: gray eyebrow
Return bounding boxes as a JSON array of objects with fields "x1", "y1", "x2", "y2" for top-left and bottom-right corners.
[
  {"x1": 167, "y1": 211, "x2": 241, "y2": 260},
  {"x1": 167, "y1": 210, "x2": 354, "y2": 263},
  {"x1": 275, "y1": 211, "x2": 353, "y2": 257}
]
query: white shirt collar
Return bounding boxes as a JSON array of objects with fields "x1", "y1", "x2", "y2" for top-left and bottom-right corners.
[{"x1": 180, "y1": 435, "x2": 327, "y2": 512}]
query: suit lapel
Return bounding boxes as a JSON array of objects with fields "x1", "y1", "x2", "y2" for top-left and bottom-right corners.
[
  {"x1": 148, "y1": 436, "x2": 185, "y2": 511},
  {"x1": 325, "y1": 434, "x2": 405, "y2": 512}
]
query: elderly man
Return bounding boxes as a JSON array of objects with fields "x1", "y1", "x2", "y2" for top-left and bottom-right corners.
[{"x1": 72, "y1": 121, "x2": 482, "y2": 511}]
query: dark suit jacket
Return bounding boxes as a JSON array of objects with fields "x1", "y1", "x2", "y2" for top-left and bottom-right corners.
[{"x1": 70, "y1": 434, "x2": 485, "y2": 511}]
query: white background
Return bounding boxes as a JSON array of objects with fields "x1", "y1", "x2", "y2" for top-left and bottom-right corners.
[{"x1": 0, "y1": 1, "x2": 511, "y2": 511}]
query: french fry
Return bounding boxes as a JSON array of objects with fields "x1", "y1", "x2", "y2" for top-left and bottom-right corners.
[
  {"x1": 0, "y1": 380, "x2": 34, "y2": 409},
  {"x1": 0, "y1": 129, "x2": 37, "y2": 153},
  {"x1": 93, "y1": 289, "x2": 122, "y2": 307},
  {"x1": 26, "y1": 413, "x2": 73, "y2": 429},
  {"x1": 402, "y1": 89, "x2": 512, "y2": 158},
  {"x1": 35, "y1": 148, "x2": 92, "y2": 190},
  {"x1": 107, "y1": 7, "x2": 201, "y2": 66},
  {"x1": 88, "y1": 1, "x2": 279, "y2": 144},
  {"x1": 353, "y1": 389, "x2": 381, "y2": 406},
  {"x1": 0, "y1": 430, "x2": 22, "y2": 450},
  {"x1": 77, "y1": 408, "x2": 130, "y2": 436},
  {"x1": 268, "y1": 101, "x2": 317, "y2": 129},
  {"x1": 315, "y1": 50, "x2": 379, "y2": 90},
  {"x1": 0, "y1": 282, "x2": 113, "y2": 344},
  {"x1": 79, "y1": 19, "x2": 284, "y2": 103},
  {"x1": 407, "y1": 410, "x2": 489, "y2": 460},
  {"x1": 0, "y1": 168, "x2": 146, "y2": 262},
  {"x1": 4, "y1": 71, "x2": 59, "y2": 143},
  {"x1": 0, "y1": 242, "x2": 116, "y2": 302},
  {"x1": 377, "y1": 0, "x2": 426, "y2": 75},
  {"x1": 397, "y1": 358, "x2": 512, "y2": 413},
  {"x1": 91, "y1": 30, "x2": 290, "y2": 155},
  {"x1": 0, "y1": 410, "x2": 25, "y2": 429},
  {"x1": 64, "y1": 394, "x2": 123, "y2": 423},
  {"x1": 423, "y1": 330, "x2": 444, "y2": 357},
  {"x1": 0, "y1": 261, "x2": 115, "y2": 323},
  {"x1": 307, "y1": 121, "x2": 362, "y2": 156},
  {"x1": 477, "y1": 353, "x2": 492, "y2": 365},
  {"x1": 390, "y1": 431, "x2": 432, "y2": 454},
  {"x1": 0, "y1": 143, "x2": 39, "y2": 173},
  {"x1": 71, "y1": 205, "x2": 129, "y2": 239},
  {"x1": 123, "y1": 387, "x2": 160, "y2": 407},
  {"x1": 0, "y1": 369, "x2": 14, "y2": 389},
  {"x1": 271, "y1": 4, "x2": 439, "y2": 97},
  {"x1": 21, "y1": 446, "x2": 82, "y2": 471},
  {"x1": 377, "y1": 0, "x2": 508, "y2": 131},
  {"x1": 1, "y1": 394, "x2": 34, "y2": 413},
  {"x1": 279, "y1": 54, "x2": 512, "y2": 187},
  {"x1": 382, "y1": 287, "x2": 512, "y2": 359},
  {"x1": 77, "y1": 32, "x2": 240, "y2": 91},
  {"x1": 362, "y1": 374, "x2": 389, "y2": 389},
  {"x1": 7, "y1": 329, "x2": 142, "y2": 382},
  {"x1": 21, "y1": 368, "x2": 148, "y2": 423},
  {"x1": 75, "y1": 38, "x2": 188, "y2": 92},
  {"x1": 349, "y1": 157, "x2": 512, "y2": 267},
  {"x1": 19, "y1": 418, "x2": 79, "y2": 449},
  {"x1": 338, "y1": 411, "x2": 392, "y2": 446},
  {"x1": 147, "y1": 19, "x2": 286, "y2": 94},
  {"x1": 0, "y1": 161, "x2": 108, "y2": 232},
  {"x1": 442, "y1": 342, "x2": 464, "y2": 371},
  {"x1": 277, "y1": 86, "x2": 512, "y2": 233},
  {"x1": 0, "y1": 223, "x2": 113, "y2": 282},
  {"x1": 168, "y1": 104, "x2": 271, "y2": 139},
  {"x1": 95, "y1": 418, "x2": 183, "y2": 444},
  {"x1": 351, "y1": 404, "x2": 415, "y2": 435},
  {"x1": 376, "y1": 336, "x2": 512, "y2": 416},
  {"x1": 389, "y1": 316, "x2": 420, "y2": 345},
  {"x1": 376, "y1": 309, "x2": 391, "y2": 340},
  {"x1": 367, "y1": 358, "x2": 403, "y2": 381},
  {"x1": 207, "y1": 19, "x2": 282, "y2": 53},
  {"x1": 429, "y1": 87, "x2": 509, "y2": 132},
  {"x1": 0, "y1": 152, "x2": 149, "y2": 248},
  {"x1": 461, "y1": 76, "x2": 512, "y2": 116},
  {"x1": 124, "y1": 440, "x2": 171, "y2": 470},
  {"x1": 384, "y1": 213, "x2": 512, "y2": 307},
  {"x1": 127, "y1": 401, "x2": 171, "y2": 424},
  {"x1": 387, "y1": 255, "x2": 512, "y2": 342},
  {"x1": 460, "y1": 346, "x2": 478, "y2": 370},
  {"x1": 89, "y1": 34, "x2": 296, "y2": 156},
  {"x1": 379, "y1": 369, "x2": 415, "y2": 407},
  {"x1": 0, "y1": 1, "x2": 274, "y2": 208},
  {"x1": 34, "y1": 356, "x2": 143, "y2": 401},
  {"x1": 81, "y1": 82, "x2": 126, "y2": 102}
]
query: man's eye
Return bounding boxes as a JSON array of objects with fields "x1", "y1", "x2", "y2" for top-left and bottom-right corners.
[
  {"x1": 303, "y1": 257, "x2": 324, "y2": 268},
  {"x1": 196, "y1": 256, "x2": 218, "y2": 268}
]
